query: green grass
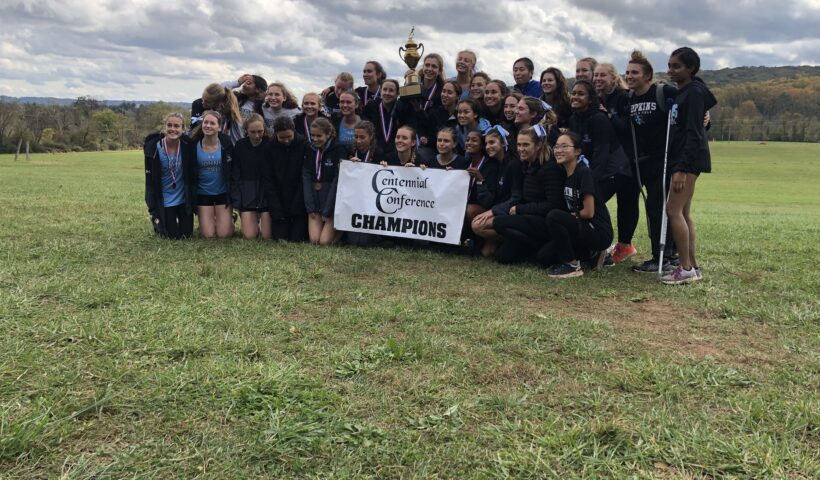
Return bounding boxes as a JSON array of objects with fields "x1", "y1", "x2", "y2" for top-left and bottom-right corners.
[{"x1": 0, "y1": 142, "x2": 818, "y2": 478}]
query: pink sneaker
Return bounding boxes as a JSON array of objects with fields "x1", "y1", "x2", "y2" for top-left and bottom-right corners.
[{"x1": 660, "y1": 266, "x2": 699, "y2": 285}]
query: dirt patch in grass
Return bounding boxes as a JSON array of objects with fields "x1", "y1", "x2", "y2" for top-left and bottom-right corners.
[{"x1": 526, "y1": 295, "x2": 786, "y2": 367}]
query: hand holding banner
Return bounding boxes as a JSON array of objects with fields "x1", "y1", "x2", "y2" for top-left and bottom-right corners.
[{"x1": 334, "y1": 161, "x2": 469, "y2": 245}]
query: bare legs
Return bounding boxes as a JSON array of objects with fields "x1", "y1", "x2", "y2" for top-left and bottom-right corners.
[{"x1": 666, "y1": 172, "x2": 698, "y2": 270}]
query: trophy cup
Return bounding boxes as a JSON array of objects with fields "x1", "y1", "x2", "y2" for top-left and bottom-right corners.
[{"x1": 398, "y1": 27, "x2": 424, "y2": 99}]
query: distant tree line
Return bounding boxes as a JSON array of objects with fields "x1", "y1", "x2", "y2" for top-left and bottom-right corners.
[
  {"x1": 1, "y1": 74, "x2": 818, "y2": 153},
  {"x1": 0, "y1": 97, "x2": 186, "y2": 153}
]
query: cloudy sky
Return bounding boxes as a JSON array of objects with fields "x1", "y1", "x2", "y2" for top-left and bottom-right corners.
[{"x1": 1, "y1": 0, "x2": 818, "y2": 102}]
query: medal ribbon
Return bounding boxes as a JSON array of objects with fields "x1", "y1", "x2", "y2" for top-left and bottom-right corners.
[
  {"x1": 304, "y1": 117, "x2": 312, "y2": 143},
  {"x1": 470, "y1": 156, "x2": 486, "y2": 189},
  {"x1": 379, "y1": 103, "x2": 394, "y2": 143},
  {"x1": 162, "y1": 137, "x2": 180, "y2": 188},
  {"x1": 423, "y1": 82, "x2": 438, "y2": 111},
  {"x1": 314, "y1": 147, "x2": 323, "y2": 182}
]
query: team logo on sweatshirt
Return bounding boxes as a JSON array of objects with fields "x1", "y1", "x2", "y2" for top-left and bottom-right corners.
[{"x1": 670, "y1": 104, "x2": 679, "y2": 126}]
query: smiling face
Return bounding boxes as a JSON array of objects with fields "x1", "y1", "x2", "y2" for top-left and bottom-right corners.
[
  {"x1": 302, "y1": 94, "x2": 321, "y2": 117},
  {"x1": 575, "y1": 61, "x2": 594, "y2": 81},
  {"x1": 441, "y1": 83, "x2": 459, "y2": 108},
  {"x1": 265, "y1": 85, "x2": 284, "y2": 109},
  {"x1": 339, "y1": 92, "x2": 356, "y2": 116},
  {"x1": 465, "y1": 131, "x2": 482, "y2": 154},
  {"x1": 164, "y1": 116, "x2": 184, "y2": 140},
  {"x1": 517, "y1": 133, "x2": 536, "y2": 162},
  {"x1": 422, "y1": 57, "x2": 441, "y2": 82},
  {"x1": 570, "y1": 84, "x2": 591, "y2": 111},
  {"x1": 354, "y1": 128, "x2": 372, "y2": 151},
  {"x1": 456, "y1": 51, "x2": 476, "y2": 74},
  {"x1": 593, "y1": 66, "x2": 615, "y2": 94},
  {"x1": 394, "y1": 127, "x2": 414, "y2": 153},
  {"x1": 457, "y1": 102, "x2": 477, "y2": 127},
  {"x1": 625, "y1": 62, "x2": 650, "y2": 90},
  {"x1": 514, "y1": 99, "x2": 534, "y2": 125},
  {"x1": 310, "y1": 126, "x2": 329, "y2": 148},
  {"x1": 485, "y1": 134, "x2": 504, "y2": 158},
  {"x1": 503, "y1": 95, "x2": 519, "y2": 121},
  {"x1": 553, "y1": 134, "x2": 580, "y2": 165},
  {"x1": 540, "y1": 72, "x2": 556, "y2": 95},
  {"x1": 362, "y1": 62, "x2": 381, "y2": 87},
  {"x1": 247, "y1": 120, "x2": 265, "y2": 146},
  {"x1": 201, "y1": 113, "x2": 220, "y2": 137},
  {"x1": 470, "y1": 76, "x2": 487, "y2": 100},
  {"x1": 381, "y1": 81, "x2": 398, "y2": 105},
  {"x1": 436, "y1": 130, "x2": 456, "y2": 155},
  {"x1": 513, "y1": 61, "x2": 531, "y2": 86},
  {"x1": 484, "y1": 82, "x2": 503, "y2": 108}
]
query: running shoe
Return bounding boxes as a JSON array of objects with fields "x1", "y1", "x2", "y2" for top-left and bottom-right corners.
[
  {"x1": 660, "y1": 266, "x2": 699, "y2": 285},
  {"x1": 632, "y1": 257, "x2": 675, "y2": 274},
  {"x1": 548, "y1": 262, "x2": 583, "y2": 278},
  {"x1": 611, "y1": 243, "x2": 637, "y2": 262},
  {"x1": 695, "y1": 267, "x2": 703, "y2": 280}
]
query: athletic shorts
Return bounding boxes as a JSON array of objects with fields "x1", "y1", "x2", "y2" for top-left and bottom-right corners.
[{"x1": 197, "y1": 193, "x2": 229, "y2": 206}]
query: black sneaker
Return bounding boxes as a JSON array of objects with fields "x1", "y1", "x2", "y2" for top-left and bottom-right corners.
[
  {"x1": 631, "y1": 258, "x2": 674, "y2": 274},
  {"x1": 602, "y1": 253, "x2": 615, "y2": 268},
  {"x1": 548, "y1": 262, "x2": 583, "y2": 278}
]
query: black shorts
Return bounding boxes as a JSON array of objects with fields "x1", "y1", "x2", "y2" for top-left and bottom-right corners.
[{"x1": 197, "y1": 193, "x2": 229, "y2": 206}]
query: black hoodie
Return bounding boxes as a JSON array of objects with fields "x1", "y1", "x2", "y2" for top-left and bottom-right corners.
[
  {"x1": 669, "y1": 78, "x2": 717, "y2": 174},
  {"x1": 568, "y1": 109, "x2": 630, "y2": 180},
  {"x1": 264, "y1": 133, "x2": 308, "y2": 219}
]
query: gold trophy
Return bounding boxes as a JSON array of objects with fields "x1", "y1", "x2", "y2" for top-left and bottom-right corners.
[{"x1": 398, "y1": 27, "x2": 424, "y2": 99}]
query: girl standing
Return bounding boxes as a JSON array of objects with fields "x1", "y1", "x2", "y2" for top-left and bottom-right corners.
[
  {"x1": 355, "y1": 61, "x2": 386, "y2": 109},
  {"x1": 144, "y1": 112, "x2": 196, "y2": 239},
  {"x1": 482, "y1": 80, "x2": 508, "y2": 126},
  {"x1": 539, "y1": 67, "x2": 572, "y2": 128},
  {"x1": 660, "y1": 47, "x2": 717, "y2": 284},
  {"x1": 191, "y1": 110, "x2": 234, "y2": 238},
  {"x1": 294, "y1": 93, "x2": 326, "y2": 144},
  {"x1": 363, "y1": 79, "x2": 415, "y2": 153}
]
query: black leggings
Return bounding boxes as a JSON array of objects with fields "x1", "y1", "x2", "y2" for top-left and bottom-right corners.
[
  {"x1": 641, "y1": 170, "x2": 676, "y2": 259},
  {"x1": 538, "y1": 210, "x2": 613, "y2": 265},
  {"x1": 492, "y1": 214, "x2": 552, "y2": 264},
  {"x1": 598, "y1": 175, "x2": 640, "y2": 245},
  {"x1": 271, "y1": 216, "x2": 308, "y2": 242},
  {"x1": 161, "y1": 205, "x2": 193, "y2": 240}
]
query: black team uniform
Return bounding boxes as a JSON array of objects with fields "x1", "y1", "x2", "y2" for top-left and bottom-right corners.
[{"x1": 264, "y1": 133, "x2": 309, "y2": 241}]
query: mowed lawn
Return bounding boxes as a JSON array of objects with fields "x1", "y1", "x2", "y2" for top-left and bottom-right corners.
[{"x1": 0, "y1": 142, "x2": 817, "y2": 479}]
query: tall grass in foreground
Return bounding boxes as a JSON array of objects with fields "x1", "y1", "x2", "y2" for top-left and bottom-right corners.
[{"x1": 0, "y1": 142, "x2": 817, "y2": 478}]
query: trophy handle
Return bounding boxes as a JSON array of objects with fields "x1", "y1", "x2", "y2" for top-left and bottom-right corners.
[
  {"x1": 418, "y1": 43, "x2": 424, "y2": 58},
  {"x1": 398, "y1": 46, "x2": 406, "y2": 62}
]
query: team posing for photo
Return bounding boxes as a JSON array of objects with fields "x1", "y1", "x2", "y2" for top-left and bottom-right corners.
[{"x1": 144, "y1": 46, "x2": 717, "y2": 285}]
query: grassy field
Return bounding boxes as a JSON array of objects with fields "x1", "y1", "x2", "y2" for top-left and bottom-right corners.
[{"x1": 0, "y1": 142, "x2": 817, "y2": 479}]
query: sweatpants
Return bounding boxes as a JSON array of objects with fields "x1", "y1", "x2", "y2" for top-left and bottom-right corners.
[
  {"x1": 538, "y1": 209, "x2": 612, "y2": 265},
  {"x1": 492, "y1": 214, "x2": 552, "y2": 264}
]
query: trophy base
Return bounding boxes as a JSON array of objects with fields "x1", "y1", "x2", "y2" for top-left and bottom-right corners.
[{"x1": 399, "y1": 83, "x2": 423, "y2": 100}]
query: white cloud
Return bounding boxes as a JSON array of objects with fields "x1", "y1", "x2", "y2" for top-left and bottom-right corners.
[{"x1": 0, "y1": 0, "x2": 817, "y2": 102}]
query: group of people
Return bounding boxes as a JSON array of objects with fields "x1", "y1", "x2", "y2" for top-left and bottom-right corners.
[{"x1": 144, "y1": 46, "x2": 716, "y2": 284}]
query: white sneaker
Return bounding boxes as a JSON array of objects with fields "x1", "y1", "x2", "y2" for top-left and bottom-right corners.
[{"x1": 660, "y1": 266, "x2": 699, "y2": 285}]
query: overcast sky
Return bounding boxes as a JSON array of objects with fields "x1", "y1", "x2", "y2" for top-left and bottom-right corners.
[{"x1": 1, "y1": 0, "x2": 818, "y2": 102}]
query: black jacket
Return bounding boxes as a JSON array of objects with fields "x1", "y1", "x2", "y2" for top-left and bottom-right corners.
[
  {"x1": 363, "y1": 99, "x2": 417, "y2": 153},
  {"x1": 264, "y1": 133, "x2": 308, "y2": 219},
  {"x1": 301, "y1": 139, "x2": 347, "y2": 213},
  {"x1": 415, "y1": 105, "x2": 457, "y2": 146},
  {"x1": 467, "y1": 156, "x2": 502, "y2": 209},
  {"x1": 143, "y1": 132, "x2": 197, "y2": 234},
  {"x1": 602, "y1": 89, "x2": 633, "y2": 160},
  {"x1": 568, "y1": 109, "x2": 630, "y2": 180},
  {"x1": 669, "y1": 78, "x2": 717, "y2": 174},
  {"x1": 231, "y1": 137, "x2": 272, "y2": 211},
  {"x1": 493, "y1": 159, "x2": 565, "y2": 216}
]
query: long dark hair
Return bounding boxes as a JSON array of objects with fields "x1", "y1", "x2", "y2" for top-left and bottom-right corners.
[{"x1": 571, "y1": 80, "x2": 601, "y2": 114}]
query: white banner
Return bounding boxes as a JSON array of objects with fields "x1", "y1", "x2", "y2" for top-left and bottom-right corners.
[{"x1": 334, "y1": 161, "x2": 470, "y2": 245}]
